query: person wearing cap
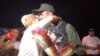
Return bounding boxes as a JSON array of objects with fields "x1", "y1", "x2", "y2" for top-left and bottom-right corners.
[
  {"x1": 32, "y1": 3, "x2": 85, "y2": 56},
  {"x1": 82, "y1": 28, "x2": 100, "y2": 56}
]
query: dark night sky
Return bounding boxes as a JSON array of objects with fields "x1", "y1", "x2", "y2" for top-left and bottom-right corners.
[{"x1": 0, "y1": 0, "x2": 100, "y2": 39}]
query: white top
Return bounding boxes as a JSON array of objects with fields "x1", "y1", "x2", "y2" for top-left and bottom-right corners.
[
  {"x1": 18, "y1": 17, "x2": 53, "y2": 56},
  {"x1": 82, "y1": 35, "x2": 100, "y2": 55}
]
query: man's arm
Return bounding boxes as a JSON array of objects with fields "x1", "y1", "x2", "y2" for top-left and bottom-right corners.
[
  {"x1": 82, "y1": 45, "x2": 97, "y2": 50},
  {"x1": 65, "y1": 23, "x2": 85, "y2": 56}
]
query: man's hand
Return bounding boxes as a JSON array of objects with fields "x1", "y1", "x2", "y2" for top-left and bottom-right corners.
[
  {"x1": 83, "y1": 45, "x2": 97, "y2": 50},
  {"x1": 52, "y1": 15, "x2": 61, "y2": 22},
  {"x1": 46, "y1": 15, "x2": 60, "y2": 22}
]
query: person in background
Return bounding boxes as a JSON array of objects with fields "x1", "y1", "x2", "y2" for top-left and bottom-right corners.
[
  {"x1": 82, "y1": 28, "x2": 100, "y2": 56},
  {"x1": 11, "y1": 29, "x2": 21, "y2": 50},
  {"x1": 32, "y1": 3, "x2": 84, "y2": 56},
  {"x1": 0, "y1": 29, "x2": 8, "y2": 48},
  {"x1": 3, "y1": 29, "x2": 18, "y2": 49}
]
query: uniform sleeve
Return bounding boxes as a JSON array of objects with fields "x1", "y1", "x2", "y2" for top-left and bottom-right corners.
[{"x1": 65, "y1": 23, "x2": 85, "y2": 56}]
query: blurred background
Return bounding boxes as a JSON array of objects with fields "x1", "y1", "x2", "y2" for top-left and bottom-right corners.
[{"x1": 0, "y1": 0, "x2": 100, "y2": 39}]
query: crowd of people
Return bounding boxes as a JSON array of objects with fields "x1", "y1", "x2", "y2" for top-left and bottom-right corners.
[
  {"x1": 0, "y1": 28, "x2": 23, "y2": 56},
  {"x1": 0, "y1": 3, "x2": 100, "y2": 56}
]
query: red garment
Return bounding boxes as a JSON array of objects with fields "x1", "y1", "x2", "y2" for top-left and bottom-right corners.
[{"x1": 6, "y1": 32, "x2": 15, "y2": 40}]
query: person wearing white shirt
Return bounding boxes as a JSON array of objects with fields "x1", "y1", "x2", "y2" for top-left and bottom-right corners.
[
  {"x1": 82, "y1": 28, "x2": 100, "y2": 56},
  {"x1": 18, "y1": 14, "x2": 59, "y2": 56}
]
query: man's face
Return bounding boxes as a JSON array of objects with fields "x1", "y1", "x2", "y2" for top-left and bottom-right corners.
[
  {"x1": 88, "y1": 31, "x2": 95, "y2": 36},
  {"x1": 39, "y1": 11, "x2": 52, "y2": 20}
]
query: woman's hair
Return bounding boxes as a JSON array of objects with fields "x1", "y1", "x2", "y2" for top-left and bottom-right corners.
[{"x1": 21, "y1": 14, "x2": 38, "y2": 28}]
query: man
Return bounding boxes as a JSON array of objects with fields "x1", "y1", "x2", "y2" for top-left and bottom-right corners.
[
  {"x1": 82, "y1": 28, "x2": 100, "y2": 56},
  {"x1": 32, "y1": 3, "x2": 85, "y2": 56}
]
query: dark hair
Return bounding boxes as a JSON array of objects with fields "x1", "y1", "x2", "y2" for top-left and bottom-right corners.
[{"x1": 88, "y1": 28, "x2": 95, "y2": 32}]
